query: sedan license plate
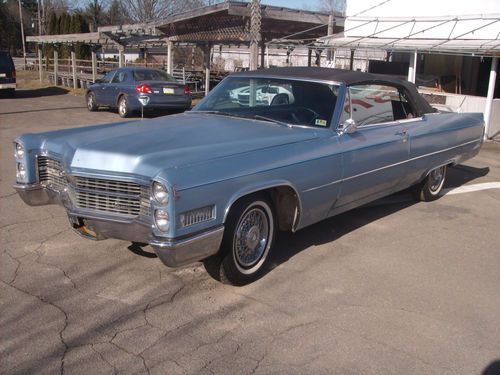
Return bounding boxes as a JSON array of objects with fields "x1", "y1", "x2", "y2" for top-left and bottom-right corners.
[{"x1": 163, "y1": 87, "x2": 174, "y2": 94}]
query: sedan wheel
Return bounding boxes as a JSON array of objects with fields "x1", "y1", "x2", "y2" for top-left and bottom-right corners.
[
  {"x1": 118, "y1": 96, "x2": 130, "y2": 118},
  {"x1": 203, "y1": 194, "x2": 276, "y2": 285},
  {"x1": 86, "y1": 92, "x2": 97, "y2": 111},
  {"x1": 414, "y1": 165, "x2": 447, "y2": 201}
]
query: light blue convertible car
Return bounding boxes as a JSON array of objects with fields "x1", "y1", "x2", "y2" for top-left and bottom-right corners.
[{"x1": 13, "y1": 68, "x2": 484, "y2": 285}]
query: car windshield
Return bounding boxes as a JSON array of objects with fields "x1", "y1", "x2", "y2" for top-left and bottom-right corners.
[
  {"x1": 133, "y1": 69, "x2": 176, "y2": 82},
  {"x1": 193, "y1": 77, "x2": 339, "y2": 127}
]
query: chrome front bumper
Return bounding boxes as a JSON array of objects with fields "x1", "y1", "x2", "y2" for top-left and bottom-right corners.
[
  {"x1": 150, "y1": 226, "x2": 224, "y2": 267},
  {"x1": 13, "y1": 183, "x2": 224, "y2": 267},
  {"x1": 0, "y1": 83, "x2": 16, "y2": 89}
]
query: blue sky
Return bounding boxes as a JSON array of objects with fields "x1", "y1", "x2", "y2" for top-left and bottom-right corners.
[{"x1": 262, "y1": 0, "x2": 322, "y2": 10}]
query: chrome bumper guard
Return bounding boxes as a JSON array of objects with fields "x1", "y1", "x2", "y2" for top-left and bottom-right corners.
[{"x1": 150, "y1": 226, "x2": 224, "y2": 267}]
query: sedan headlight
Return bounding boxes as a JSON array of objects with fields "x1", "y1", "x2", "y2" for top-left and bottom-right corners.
[
  {"x1": 152, "y1": 181, "x2": 169, "y2": 204},
  {"x1": 14, "y1": 142, "x2": 25, "y2": 159},
  {"x1": 154, "y1": 209, "x2": 170, "y2": 232}
]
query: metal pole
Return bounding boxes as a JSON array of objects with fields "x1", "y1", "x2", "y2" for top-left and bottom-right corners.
[
  {"x1": 91, "y1": 50, "x2": 97, "y2": 83},
  {"x1": 18, "y1": 0, "x2": 27, "y2": 70},
  {"x1": 118, "y1": 48, "x2": 124, "y2": 68},
  {"x1": 484, "y1": 57, "x2": 498, "y2": 140},
  {"x1": 71, "y1": 48, "x2": 77, "y2": 89},
  {"x1": 54, "y1": 49, "x2": 58, "y2": 86},
  {"x1": 204, "y1": 43, "x2": 211, "y2": 97},
  {"x1": 38, "y1": 44, "x2": 43, "y2": 83},
  {"x1": 266, "y1": 45, "x2": 269, "y2": 68},
  {"x1": 408, "y1": 51, "x2": 417, "y2": 83}
]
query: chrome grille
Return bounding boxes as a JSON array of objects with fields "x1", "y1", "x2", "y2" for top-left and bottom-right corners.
[
  {"x1": 37, "y1": 156, "x2": 150, "y2": 218},
  {"x1": 74, "y1": 190, "x2": 141, "y2": 216},
  {"x1": 37, "y1": 156, "x2": 67, "y2": 191},
  {"x1": 74, "y1": 176, "x2": 142, "y2": 195}
]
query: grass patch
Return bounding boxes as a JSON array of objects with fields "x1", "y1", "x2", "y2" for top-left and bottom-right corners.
[{"x1": 16, "y1": 70, "x2": 86, "y2": 96}]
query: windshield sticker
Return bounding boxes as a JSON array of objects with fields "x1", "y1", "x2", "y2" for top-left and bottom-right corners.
[{"x1": 315, "y1": 119, "x2": 327, "y2": 127}]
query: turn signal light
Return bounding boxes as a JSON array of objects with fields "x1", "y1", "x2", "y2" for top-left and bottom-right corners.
[
  {"x1": 12, "y1": 69, "x2": 16, "y2": 78},
  {"x1": 184, "y1": 85, "x2": 191, "y2": 95},
  {"x1": 136, "y1": 84, "x2": 152, "y2": 93}
]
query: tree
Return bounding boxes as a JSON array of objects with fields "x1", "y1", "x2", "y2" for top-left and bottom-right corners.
[
  {"x1": 84, "y1": 0, "x2": 104, "y2": 31},
  {"x1": 118, "y1": 0, "x2": 204, "y2": 23},
  {"x1": 319, "y1": 0, "x2": 346, "y2": 15}
]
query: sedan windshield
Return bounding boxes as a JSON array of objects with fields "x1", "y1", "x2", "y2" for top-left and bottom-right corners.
[{"x1": 193, "y1": 77, "x2": 339, "y2": 127}]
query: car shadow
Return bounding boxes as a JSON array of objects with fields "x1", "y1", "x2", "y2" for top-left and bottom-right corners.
[
  {"x1": 1, "y1": 86, "x2": 71, "y2": 98},
  {"x1": 264, "y1": 163, "x2": 490, "y2": 276}
]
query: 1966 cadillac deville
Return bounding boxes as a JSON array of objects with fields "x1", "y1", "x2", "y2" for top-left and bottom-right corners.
[{"x1": 13, "y1": 67, "x2": 484, "y2": 285}]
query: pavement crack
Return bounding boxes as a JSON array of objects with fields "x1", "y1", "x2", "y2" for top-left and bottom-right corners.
[
  {"x1": 91, "y1": 344, "x2": 118, "y2": 375},
  {"x1": 4, "y1": 250, "x2": 21, "y2": 285},
  {"x1": 0, "y1": 191, "x2": 17, "y2": 199},
  {"x1": 0, "y1": 279, "x2": 69, "y2": 375}
]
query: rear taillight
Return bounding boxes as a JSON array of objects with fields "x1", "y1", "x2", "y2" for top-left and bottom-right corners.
[
  {"x1": 184, "y1": 85, "x2": 191, "y2": 95},
  {"x1": 136, "y1": 84, "x2": 152, "y2": 94},
  {"x1": 12, "y1": 69, "x2": 16, "y2": 78}
]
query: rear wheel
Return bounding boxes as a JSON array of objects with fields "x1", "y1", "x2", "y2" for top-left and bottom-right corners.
[
  {"x1": 118, "y1": 95, "x2": 130, "y2": 118},
  {"x1": 413, "y1": 165, "x2": 447, "y2": 201},
  {"x1": 86, "y1": 92, "x2": 97, "y2": 111},
  {"x1": 204, "y1": 194, "x2": 276, "y2": 286}
]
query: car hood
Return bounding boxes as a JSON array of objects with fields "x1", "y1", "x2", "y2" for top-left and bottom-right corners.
[{"x1": 40, "y1": 113, "x2": 319, "y2": 178}]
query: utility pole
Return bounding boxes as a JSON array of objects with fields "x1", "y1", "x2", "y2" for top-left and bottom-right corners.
[
  {"x1": 18, "y1": 0, "x2": 27, "y2": 69},
  {"x1": 37, "y1": 0, "x2": 42, "y2": 35}
]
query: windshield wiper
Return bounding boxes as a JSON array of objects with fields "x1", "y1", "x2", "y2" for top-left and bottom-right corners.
[
  {"x1": 192, "y1": 111, "x2": 291, "y2": 127},
  {"x1": 252, "y1": 115, "x2": 291, "y2": 127}
]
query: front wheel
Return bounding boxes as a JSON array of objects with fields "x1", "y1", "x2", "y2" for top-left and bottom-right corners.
[
  {"x1": 204, "y1": 194, "x2": 276, "y2": 285},
  {"x1": 413, "y1": 165, "x2": 447, "y2": 201}
]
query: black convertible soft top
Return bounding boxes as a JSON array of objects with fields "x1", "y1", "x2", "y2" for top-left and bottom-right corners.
[{"x1": 233, "y1": 67, "x2": 436, "y2": 116}]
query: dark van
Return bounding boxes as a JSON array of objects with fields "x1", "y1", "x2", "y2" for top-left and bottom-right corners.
[{"x1": 0, "y1": 51, "x2": 16, "y2": 97}]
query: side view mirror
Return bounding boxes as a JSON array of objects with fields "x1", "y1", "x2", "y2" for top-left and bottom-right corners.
[
  {"x1": 94, "y1": 79, "x2": 103, "y2": 84},
  {"x1": 341, "y1": 118, "x2": 357, "y2": 134}
]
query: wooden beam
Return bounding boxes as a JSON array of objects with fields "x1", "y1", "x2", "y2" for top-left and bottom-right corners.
[
  {"x1": 167, "y1": 40, "x2": 173, "y2": 74},
  {"x1": 91, "y1": 50, "x2": 97, "y2": 83},
  {"x1": 27, "y1": 32, "x2": 101, "y2": 44},
  {"x1": 54, "y1": 50, "x2": 58, "y2": 86}
]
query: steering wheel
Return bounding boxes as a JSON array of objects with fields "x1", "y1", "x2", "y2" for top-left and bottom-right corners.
[{"x1": 292, "y1": 106, "x2": 321, "y2": 125}]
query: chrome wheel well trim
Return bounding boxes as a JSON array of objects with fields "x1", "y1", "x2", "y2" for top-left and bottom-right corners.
[{"x1": 223, "y1": 181, "x2": 302, "y2": 232}]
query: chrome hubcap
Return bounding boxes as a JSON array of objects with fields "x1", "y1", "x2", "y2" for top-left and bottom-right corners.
[
  {"x1": 119, "y1": 99, "x2": 126, "y2": 114},
  {"x1": 429, "y1": 167, "x2": 444, "y2": 191},
  {"x1": 235, "y1": 208, "x2": 269, "y2": 268}
]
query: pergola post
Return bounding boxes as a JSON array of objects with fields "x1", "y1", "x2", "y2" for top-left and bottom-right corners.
[
  {"x1": 38, "y1": 44, "x2": 43, "y2": 84},
  {"x1": 307, "y1": 49, "x2": 312, "y2": 67},
  {"x1": 204, "y1": 43, "x2": 211, "y2": 96},
  {"x1": 54, "y1": 49, "x2": 58, "y2": 86},
  {"x1": 349, "y1": 49, "x2": 355, "y2": 70},
  {"x1": 167, "y1": 40, "x2": 173, "y2": 74},
  {"x1": 91, "y1": 50, "x2": 97, "y2": 83},
  {"x1": 327, "y1": 14, "x2": 334, "y2": 61},
  {"x1": 408, "y1": 51, "x2": 417, "y2": 83},
  {"x1": 484, "y1": 57, "x2": 498, "y2": 140},
  {"x1": 266, "y1": 45, "x2": 270, "y2": 68},
  {"x1": 118, "y1": 47, "x2": 124, "y2": 68},
  {"x1": 249, "y1": 0, "x2": 261, "y2": 71},
  {"x1": 71, "y1": 48, "x2": 77, "y2": 89}
]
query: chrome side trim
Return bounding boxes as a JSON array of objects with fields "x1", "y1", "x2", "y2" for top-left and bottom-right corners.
[
  {"x1": 150, "y1": 226, "x2": 224, "y2": 267},
  {"x1": 303, "y1": 139, "x2": 480, "y2": 193}
]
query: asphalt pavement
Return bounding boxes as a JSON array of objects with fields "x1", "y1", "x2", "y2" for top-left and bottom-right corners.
[{"x1": 1, "y1": 89, "x2": 499, "y2": 375}]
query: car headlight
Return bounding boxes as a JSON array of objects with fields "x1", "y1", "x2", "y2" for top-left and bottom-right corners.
[
  {"x1": 152, "y1": 181, "x2": 169, "y2": 204},
  {"x1": 16, "y1": 162, "x2": 26, "y2": 181},
  {"x1": 14, "y1": 142, "x2": 25, "y2": 159},
  {"x1": 154, "y1": 209, "x2": 170, "y2": 232}
]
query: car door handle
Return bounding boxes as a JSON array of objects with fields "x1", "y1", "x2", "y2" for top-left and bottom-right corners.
[{"x1": 395, "y1": 130, "x2": 408, "y2": 136}]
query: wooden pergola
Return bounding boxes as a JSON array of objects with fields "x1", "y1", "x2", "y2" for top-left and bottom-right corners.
[{"x1": 26, "y1": 1, "x2": 344, "y2": 94}]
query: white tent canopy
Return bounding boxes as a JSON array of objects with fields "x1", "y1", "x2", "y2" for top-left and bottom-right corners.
[{"x1": 319, "y1": 15, "x2": 500, "y2": 56}]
